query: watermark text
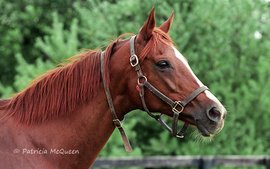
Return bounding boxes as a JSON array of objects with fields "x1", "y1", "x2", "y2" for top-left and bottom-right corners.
[{"x1": 13, "y1": 148, "x2": 79, "y2": 155}]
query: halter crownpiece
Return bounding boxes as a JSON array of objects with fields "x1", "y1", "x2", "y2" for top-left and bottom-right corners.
[{"x1": 100, "y1": 35, "x2": 208, "y2": 152}]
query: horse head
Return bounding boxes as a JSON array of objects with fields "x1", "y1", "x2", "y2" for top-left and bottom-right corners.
[{"x1": 109, "y1": 8, "x2": 226, "y2": 138}]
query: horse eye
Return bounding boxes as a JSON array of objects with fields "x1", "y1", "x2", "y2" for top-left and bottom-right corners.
[{"x1": 156, "y1": 60, "x2": 171, "y2": 69}]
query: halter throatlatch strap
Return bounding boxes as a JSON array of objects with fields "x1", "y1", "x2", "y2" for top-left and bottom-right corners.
[
  {"x1": 129, "y1": 36, "x2": 208, "y2": 138},
  {"x1": 100, "y1": 52, "x2": 132, "y2": 152}
]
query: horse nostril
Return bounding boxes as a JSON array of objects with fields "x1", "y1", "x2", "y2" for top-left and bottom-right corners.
[{"x1": 207, "y1": 107, "x2": 222, "y2": 122}]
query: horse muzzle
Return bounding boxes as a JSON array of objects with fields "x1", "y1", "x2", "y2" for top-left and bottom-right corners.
[{"x1": 195, "y1": 104, "x2": 226, "y2": 137}]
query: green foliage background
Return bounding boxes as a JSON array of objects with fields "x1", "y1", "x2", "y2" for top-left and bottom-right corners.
[{"x1": 1, "y1": 0, "x2": 270, "y2": 164}]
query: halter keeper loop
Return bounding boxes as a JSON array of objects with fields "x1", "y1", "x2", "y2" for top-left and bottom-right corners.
[{"x1": 113, "y1": 119, "x2": 122, "y2": 128}]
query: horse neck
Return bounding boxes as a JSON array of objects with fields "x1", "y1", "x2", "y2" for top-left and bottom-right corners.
[{"x1": 1, "y1": 85, "x2": 134, "y2": 169}]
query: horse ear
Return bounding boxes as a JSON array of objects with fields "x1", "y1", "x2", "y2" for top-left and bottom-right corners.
[
  {"x1": 137, "y1": 7, "x2": 156, "y2": 42},
  {"x1": 159, "y1": 11, "x2": 174, "y2": 33}
]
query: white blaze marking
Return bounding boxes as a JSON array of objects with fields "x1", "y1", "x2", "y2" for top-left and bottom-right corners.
[{"x1": 172, "y1": 46, "x2": 226, "y2": 113}]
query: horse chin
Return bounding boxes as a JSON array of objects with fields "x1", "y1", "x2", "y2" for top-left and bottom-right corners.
[
  {"x1": 196, "y1": 122, "x2": 213, "y2": 137},
  {"x1": 178, "y1": 115, "x2": 213, "y2": 138},
  {"x1": 196, "y1": 120, "x2": 222, "y2": 137},
  {"x1": 190, "y1": 129, "x2": 214, "y2": 143}
]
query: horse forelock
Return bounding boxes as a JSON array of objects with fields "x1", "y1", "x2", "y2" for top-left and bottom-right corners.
[{"x1": 140, "y1": 28, "x2": 174, "y2": 61}]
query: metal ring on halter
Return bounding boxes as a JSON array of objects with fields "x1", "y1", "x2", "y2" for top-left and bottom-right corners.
[
  {"x1": 130, "y1": 54, "x2": 139, "y2": 67},
  {"x1": 176, "y1": 133, "x2": 184, "y2": 138},
  {"x1": 172, "y1": 101, "x2": 184, "y2": 114},
  {"x1": 176, "y1": 122, "x2": 189, "y2": 138},
  {"x1": 137, "y1": 76, "x2": 147, "y2": 86}
]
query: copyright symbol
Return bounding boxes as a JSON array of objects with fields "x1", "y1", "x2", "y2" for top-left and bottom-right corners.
[{"x1": 13, "y1": 149, "x2": 20, "y2": 154}]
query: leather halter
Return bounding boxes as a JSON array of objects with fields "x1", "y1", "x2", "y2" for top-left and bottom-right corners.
[{"x1": 101, "y1": 35, "x2": 208, "y2": 152}]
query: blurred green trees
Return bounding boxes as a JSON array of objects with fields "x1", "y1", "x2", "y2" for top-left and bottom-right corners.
[{"x1": 0, "y1": 0, "x2": 270, "y2": 159}]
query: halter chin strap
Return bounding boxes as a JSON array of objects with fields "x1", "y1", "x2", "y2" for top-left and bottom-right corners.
[{"x1": 129, "y1": 36, "x2": 208, "y2": 138}]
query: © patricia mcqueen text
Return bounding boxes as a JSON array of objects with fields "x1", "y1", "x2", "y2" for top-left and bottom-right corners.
[{"x1": 13, "y1": 148, "x2": 79, "y2": 155}]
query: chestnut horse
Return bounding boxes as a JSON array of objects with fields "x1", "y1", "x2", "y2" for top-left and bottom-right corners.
[{"x1": 0, "y1": 9, "x2": 226, "y2": 169}]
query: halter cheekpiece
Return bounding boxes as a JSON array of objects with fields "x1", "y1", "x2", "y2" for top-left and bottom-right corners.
[{"x1": 101, "y1": 35, "x2": 208, "y2": 152}]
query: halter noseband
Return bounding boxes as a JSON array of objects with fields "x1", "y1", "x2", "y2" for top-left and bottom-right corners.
[{"x1": 101, "y1": 35, "x2": 208, "y2": 152}]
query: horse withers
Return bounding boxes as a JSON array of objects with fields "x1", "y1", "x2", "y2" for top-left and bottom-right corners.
[{"x1": 0, "y1": 8, "x2": 226, "y2": 169}]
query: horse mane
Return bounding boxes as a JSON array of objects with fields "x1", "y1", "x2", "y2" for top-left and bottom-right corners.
[
  {"x1": 1, "y1": 28, "x2": 172, "y2": 125},
  {"x1": 1, "y1": 38, "x2": 118, "y2": 125}
]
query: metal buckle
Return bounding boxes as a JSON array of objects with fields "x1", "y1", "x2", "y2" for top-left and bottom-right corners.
[
  {"x1": 172, "y1": 101, "x2": 184, "y2": 114},
  {"x1": 130, "y1": 54, "x2": 139, "y2": 67}
]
